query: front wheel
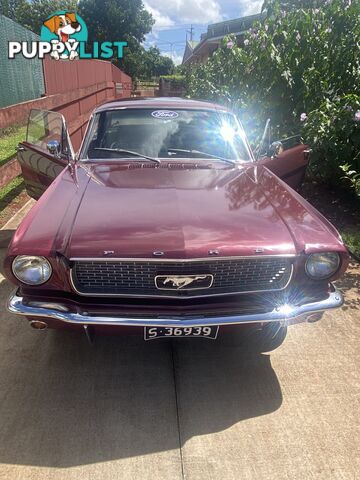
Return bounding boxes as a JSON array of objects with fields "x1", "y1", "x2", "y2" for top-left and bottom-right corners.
[
  {"x1": 219, "y1": 323, "x2": 287, "y2": 352},
  {"x1": 251, "y1": 323, "x2": 287, "y2": 352}
]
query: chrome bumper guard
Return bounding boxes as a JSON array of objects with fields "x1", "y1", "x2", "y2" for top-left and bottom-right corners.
[{"x1": 7, "y1": 287, "x2": 343, "y2": 327}]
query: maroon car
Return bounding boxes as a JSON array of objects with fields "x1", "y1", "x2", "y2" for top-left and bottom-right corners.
[{"x1": 4, "y1": 98, "x2": 348, "y2": 349}]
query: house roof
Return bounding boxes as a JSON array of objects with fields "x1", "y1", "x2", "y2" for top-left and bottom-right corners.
[
  {"x1": 182, "y1": 13, "x2": 264, "y2": 64},
  {"x1": 182, "y1": 40, "x2": 199, "y2": 64},
  {"x1": 200, "y1": 13, "x2": 263, "y2": 42}
]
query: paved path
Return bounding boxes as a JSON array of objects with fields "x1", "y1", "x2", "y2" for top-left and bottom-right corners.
[{"x1": 0, "y1": 208, "x2": 359, "y2": 480}]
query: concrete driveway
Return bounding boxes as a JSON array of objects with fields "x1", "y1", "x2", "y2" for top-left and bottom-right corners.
[{"x1": 0, "y1": 205, "x2": 359, "y2": 480}]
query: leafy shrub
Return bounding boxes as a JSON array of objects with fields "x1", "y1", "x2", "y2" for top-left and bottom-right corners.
[
  {"x1": 185, "y1": 0, "x2": 360, "y2": 193},
  {"x1": 303, "y1": 94, "x2": 360, "y2": 195},
  {"x1": 160, "y1": 75, "x2": 186, "y2": 86}
]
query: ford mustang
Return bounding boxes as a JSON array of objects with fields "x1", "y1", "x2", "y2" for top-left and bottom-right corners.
[{"x1": 4, "y1": 98, "x2": 348, "y2": 350}]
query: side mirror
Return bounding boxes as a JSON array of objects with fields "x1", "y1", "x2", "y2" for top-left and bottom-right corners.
[
  {"x1": 47, "y1": 140, "x2": 61, "y2": 156},
  {"x1": 268, "y1": 141, "x2": 284, "y2": 157},
  {"x1": 255, "y1": 118, "x2": 271, "y2": 160}
]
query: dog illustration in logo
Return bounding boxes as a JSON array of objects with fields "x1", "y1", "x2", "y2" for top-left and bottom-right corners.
[{"x1": 43, "y1": 12, "x2": 81, "y2": 60}]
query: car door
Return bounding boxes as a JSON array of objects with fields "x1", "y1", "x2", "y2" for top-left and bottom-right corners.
[
  {"x1": 17, "y1": 109, "x2": 74, "y2": 199},
  {"x1": 258, "y1": 135, "x2": 311, "y2": 191}
]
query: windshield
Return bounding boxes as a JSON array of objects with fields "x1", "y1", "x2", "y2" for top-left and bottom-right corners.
[{"x1": 81, "y1": 108, "x2": 252, "y2": 163}]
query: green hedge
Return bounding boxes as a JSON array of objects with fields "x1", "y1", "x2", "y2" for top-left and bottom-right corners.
[{"x1": 185, "y1": 0, "x2": 360, "y2": 195}]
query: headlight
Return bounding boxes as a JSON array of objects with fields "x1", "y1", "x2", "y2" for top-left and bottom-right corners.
[
  {"x1": 12, "y1": 256, "x2": 52, "y2": 285},
  {"x1": 305, "y1": 252, "x2": 340, "y2": 279}
]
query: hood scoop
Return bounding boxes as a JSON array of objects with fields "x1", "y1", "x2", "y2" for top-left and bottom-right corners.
[{"x1": 126, "y1": 162, "x2": 214, "y2": 170}]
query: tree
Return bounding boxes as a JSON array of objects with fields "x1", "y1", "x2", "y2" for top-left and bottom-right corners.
[
  {"x1": 0, "y1": 0, "x2": 27, "y2": 20},
  {"x1": 1, "y1": 0, "x2": 77, "y2": 33},
  {"x1": 78, "y1": 0, "x2": 154, "y2": 76},
  {"x1": 78, "y1": 0, "x2": 153, "y2": 51},
  {"x1": 262, "y1": 0, "x2": 330, "y2": 13},
  {"x1": 143, "y1": 47, "x2": 175, "y2": 78},
  {"x1": 121, "y1": 43, "x2": 148, "y2": 80},
  {"x1": 121, "y1": 45, "x2": 174, "y2": 80}
]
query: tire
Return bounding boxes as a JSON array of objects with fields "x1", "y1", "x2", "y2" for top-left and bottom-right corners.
[
  {"x1": 219, "y1": 323, "x2": 287, "y2": 352},
  {"x1": 250, "y1": 323, "x2": 288, "y2": 352}
]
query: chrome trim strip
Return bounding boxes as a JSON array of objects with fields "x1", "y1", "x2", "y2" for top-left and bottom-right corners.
[
  {"x1": 69, "y1": 254, "x2": 297, "y2": 262},
  {"x1": 7, "y1": 287, "x2": 343, "y2": 327},
  {"x1": 69, "y1": 265, "x2": 294, "y2": 299}
]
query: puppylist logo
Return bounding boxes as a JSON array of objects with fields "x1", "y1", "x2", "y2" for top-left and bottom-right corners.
[
  {"x1": 8, "y1": 10, "x2": 127, "y2": 61},
  {"x1": 41, "y1": 11, "x2": 87, "y2": 60}
]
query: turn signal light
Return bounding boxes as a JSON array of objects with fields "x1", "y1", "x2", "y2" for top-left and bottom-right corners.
[{"x1": 29, "y1": 320, "x2": 48, "y2": 330}]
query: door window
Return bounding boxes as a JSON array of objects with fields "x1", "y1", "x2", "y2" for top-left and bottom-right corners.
[{"x1": 27, "y1": 109, "x2": 70, "y2": 154}]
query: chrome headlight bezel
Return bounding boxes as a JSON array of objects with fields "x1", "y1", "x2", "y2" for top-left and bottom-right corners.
[
  {"x1": 12, "y1": 255, "x2": 52, "y2": 285},
  {"x1": 305, "y1": 252, "x2": 340, "y2": 280}
]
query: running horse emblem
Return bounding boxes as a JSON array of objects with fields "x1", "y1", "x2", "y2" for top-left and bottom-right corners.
[{"x1": 162, "y1": 275, "x2": 208, "y2": 289}]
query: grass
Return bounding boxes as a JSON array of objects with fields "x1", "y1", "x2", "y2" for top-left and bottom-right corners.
[
  {"x1": 0, "y1": 125, "x2": 27, "y2": 223},
  {"x1": 0, "y1": 176, "x2": 25, "y2": 213},
  {"x1": 0, "y1": 125, "x2": 27, "y2": 167}
]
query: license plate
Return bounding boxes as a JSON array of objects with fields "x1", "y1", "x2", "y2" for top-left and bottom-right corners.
[{"x1": 144, "y1": 326, "x2": 219, "y2": 341}]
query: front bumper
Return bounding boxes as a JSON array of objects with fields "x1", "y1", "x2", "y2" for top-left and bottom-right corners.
[{"x1": 7, "y1": 286, "x2": 344, "y2": 327}]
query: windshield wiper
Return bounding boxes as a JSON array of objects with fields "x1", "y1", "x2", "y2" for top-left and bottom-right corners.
[
  {"x1": 167, "y1": 148, "x2": 236, "y2": 165},
  {"x1": 92, "y1": 148, "x2": 161, "y2": 164}
]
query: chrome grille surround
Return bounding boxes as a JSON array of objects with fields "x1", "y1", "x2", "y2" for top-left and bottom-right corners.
[{"x1": 70, "y1": 256, "x2": 294, "y2": 299}]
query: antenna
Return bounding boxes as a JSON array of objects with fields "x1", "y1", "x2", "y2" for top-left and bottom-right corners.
[{"x1": 186, "y1": 24, "x2": 194, "y2": 42}]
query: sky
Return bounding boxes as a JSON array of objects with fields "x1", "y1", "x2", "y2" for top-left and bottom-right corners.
[{"x1": 143, "y1": 0, "x2": 264, "y2": 65}]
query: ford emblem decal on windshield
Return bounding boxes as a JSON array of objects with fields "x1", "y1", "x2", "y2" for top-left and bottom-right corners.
[{"x1": 151, "y1": 110, "x2": 179, "y2": 119}]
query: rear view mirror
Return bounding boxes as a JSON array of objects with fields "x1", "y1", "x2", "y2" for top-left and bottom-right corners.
[
  {"x1": 47, "y1": 140, "x2": 61, "y2": 156},
  {"x1": 268, "y1": 141, "x2": 284, "y2": 157}
]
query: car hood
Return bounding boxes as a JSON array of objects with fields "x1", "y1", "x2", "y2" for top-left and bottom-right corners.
[
  {"x1": 10, "y1": 162, "x2": 346, "y2": 261},
  {"x1": 62, "y1": 163, "x2": 300, "y2": 258}
]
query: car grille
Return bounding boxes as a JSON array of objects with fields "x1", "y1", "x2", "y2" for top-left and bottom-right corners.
[{"x1": 71, "y1": 257, "x2": 293, "y2": 298}]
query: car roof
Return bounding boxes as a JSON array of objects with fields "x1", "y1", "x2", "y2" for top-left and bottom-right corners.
[{"x1": 95, "y1": 97, "x2": 231, "y2": 113}]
